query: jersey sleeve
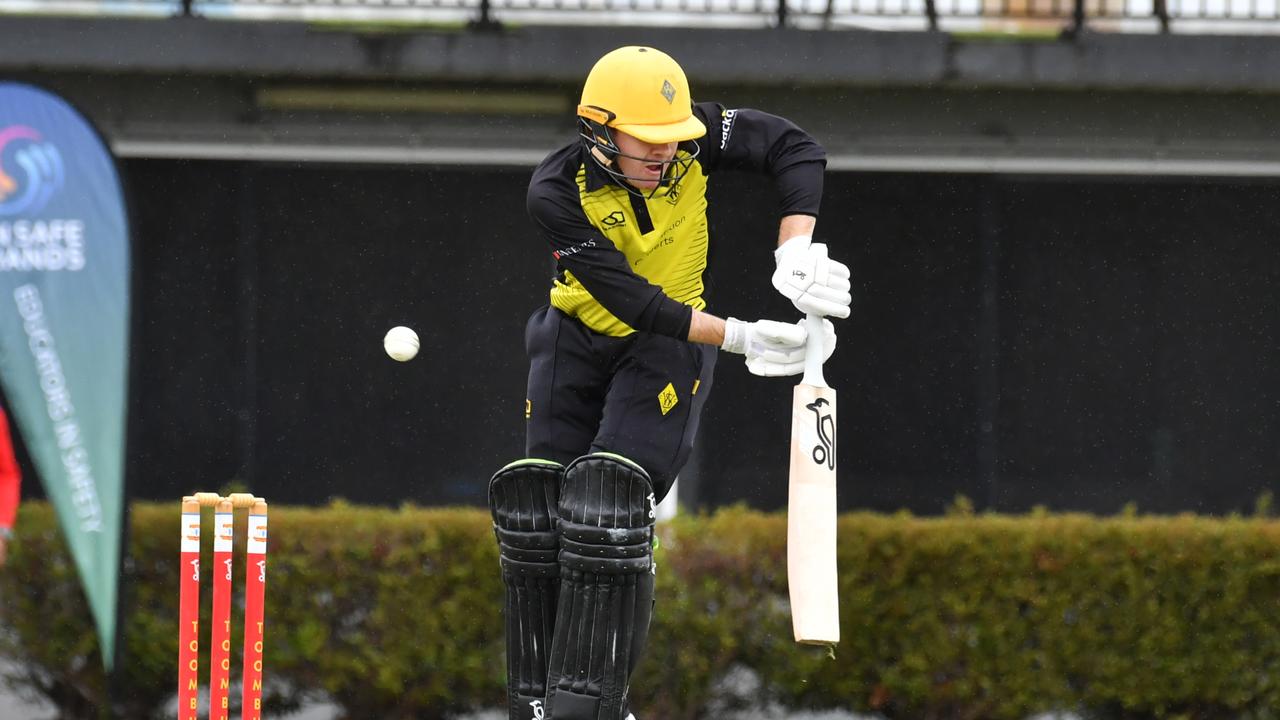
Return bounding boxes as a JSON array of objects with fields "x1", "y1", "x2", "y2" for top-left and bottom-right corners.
[
  {"x1": 0, "y1": 409, "x2": 20, "y2": 531},
  {"x1": 526, "y1": 176, "x2": 693, "y2": 339},
  {"x1": 692, "y1": 101, "x2": 827, "y2": 218}
]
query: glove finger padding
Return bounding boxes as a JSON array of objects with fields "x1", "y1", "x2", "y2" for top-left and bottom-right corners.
[
  {"x1": 756, "y1": 345, "x2": 807, "y2": 364},
  {"x1": 822, "y1": 258, "x2": 852, "y2": 281},
  {"x1": 795, "y1": 294, "x2": 852, "y2": 319},
  {"x1": 819, "y1": 317, "x2": 837, "y2": 361},
  {"x1": 808, "y1": 245, "x2": 852, "y2": 291},
  {"x1": 746, "y1": 356, "x2": 806, "y2": 377},
  {"x1": 722, "y1": 317, "x2": 807, "y2": 356},
  {"x1": 750, "y1": 318, "x2": 807, "y2": 348},
  {"x1": 804, "y1": 282, "x2": 853, "y2": 306},
  {"x1": 809, "y1": 275, "x2": 852, "y2": 298}
]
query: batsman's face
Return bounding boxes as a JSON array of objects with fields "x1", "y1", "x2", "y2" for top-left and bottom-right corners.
[{"x1": 613, "y1": 130, "x2": 677, "y2": 190}]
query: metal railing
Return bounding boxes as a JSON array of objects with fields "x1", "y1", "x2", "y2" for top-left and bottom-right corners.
[{"x1": 2, "y1": 0, "x2": 1278, "y2": 31}]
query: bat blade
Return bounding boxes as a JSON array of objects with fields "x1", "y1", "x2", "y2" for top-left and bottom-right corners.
[{"x1": 787, "y1": 381, "x2": 840, "y2": 645}]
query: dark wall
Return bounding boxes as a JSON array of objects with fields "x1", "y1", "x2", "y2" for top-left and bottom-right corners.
[
  {"x1": 993, "y1": 178, "x2": 1280, "y2": 513},
  {"x1": 693, "y1": 174, "x2": 989, "y2": 514},
  {"x1": 126, "y1": 161, "x2": 538, "y2": 507},
  {"x1": 101, "y1": 160, "x2": 1280, "y2": 515}
]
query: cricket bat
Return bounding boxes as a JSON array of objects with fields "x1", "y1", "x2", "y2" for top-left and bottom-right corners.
[{"x1": 787, "y1": 313, "x2": 840, "y2": 645}]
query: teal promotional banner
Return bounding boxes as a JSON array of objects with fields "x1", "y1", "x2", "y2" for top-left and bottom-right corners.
[{"x1": 0, "y1": 83, "x2": 129, "y2": 670}]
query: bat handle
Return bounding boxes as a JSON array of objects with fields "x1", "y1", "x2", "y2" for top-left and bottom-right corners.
[{"x1": 803, "y1": 313, "x2": 827, "y2": 388}]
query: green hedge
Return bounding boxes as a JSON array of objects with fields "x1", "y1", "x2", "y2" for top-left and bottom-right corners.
[{"x1": 2, "y1": 501, "x2": 1280, "y2": 719}]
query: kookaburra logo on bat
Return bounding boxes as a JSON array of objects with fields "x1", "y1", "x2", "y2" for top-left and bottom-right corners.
[{"x1": 806, "y1": 397, "x2": 836, "y2": 470}]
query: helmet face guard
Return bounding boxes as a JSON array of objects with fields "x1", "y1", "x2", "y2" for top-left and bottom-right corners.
[{"x1": 578, "y1": 104, "x2": 700, "y2": 200}]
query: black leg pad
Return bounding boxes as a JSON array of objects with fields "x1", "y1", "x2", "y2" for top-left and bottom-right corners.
[
  {"x1": 489, "y1": 459, "x2": 565, "y2": 720},
  {"x1": 545, "y1": 453, "x2": 656, "y2": 720}
]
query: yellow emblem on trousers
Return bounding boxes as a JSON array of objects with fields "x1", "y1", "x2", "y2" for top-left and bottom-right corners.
[
  {"x1": 658, "y1": 382, "x2": 679, "y2": 416},
  {"x1": 525, "y1": 399, "x2": 532, "y2": 419}
]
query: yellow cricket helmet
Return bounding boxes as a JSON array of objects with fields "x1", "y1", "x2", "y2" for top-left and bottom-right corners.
[
  {"x1": 577, "y1": 46, "x2": 705, "y2": 196},
  {"x1": 578, "y1": 46, "x2": 705, "y2": 144},
  {"x1": 578, "y1": 46, "x2": 706, "y2": 144}
]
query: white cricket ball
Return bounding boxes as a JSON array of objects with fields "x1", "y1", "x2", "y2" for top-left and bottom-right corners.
[{"x1": 383, "y1": 326, "x2": 419, "y2": 362}]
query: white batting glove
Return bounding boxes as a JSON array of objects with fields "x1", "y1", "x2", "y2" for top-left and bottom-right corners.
[
  {"x1": 721, "y1": 317, "x2": 837, "y2": 377},
  {"x1": 772, "y1": 236, "x2": 852, "y2": 319}
]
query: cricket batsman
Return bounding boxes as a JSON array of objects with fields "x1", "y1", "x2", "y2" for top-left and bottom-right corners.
[{"x1": 487, "y1": 45, "x2": 853, "y2": 720}]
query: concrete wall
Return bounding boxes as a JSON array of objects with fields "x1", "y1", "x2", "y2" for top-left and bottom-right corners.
[{"x1": 4, "y1": 17, "x2": 1280, "y2": 172}]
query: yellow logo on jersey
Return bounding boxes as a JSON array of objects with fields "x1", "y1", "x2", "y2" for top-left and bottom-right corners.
[
  {"x1": 525, "y1": 399, "x2": 532, "y2": 419},
  {"x1": 658, "y1": 383, "x2": 679, "y2": 416}
]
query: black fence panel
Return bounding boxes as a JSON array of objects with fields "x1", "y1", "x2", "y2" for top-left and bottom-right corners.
[
  {"x1": 123, "y1": 160, "x2": 541, "y2": 507},
  {"x1": 107, "y1": 160, "x2": 1280, "y2": 515},
  {"x1": 690, "y1": 172, "x2": 990, "y2": 514},
  {"x1": 992, "y1": 177, "x2": 1280, "y2": 514}
]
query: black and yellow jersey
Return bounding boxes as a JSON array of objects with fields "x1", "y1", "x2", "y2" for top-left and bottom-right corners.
[{"x1": 526, "y1": 102, "x2": 826, "y2": 339}]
